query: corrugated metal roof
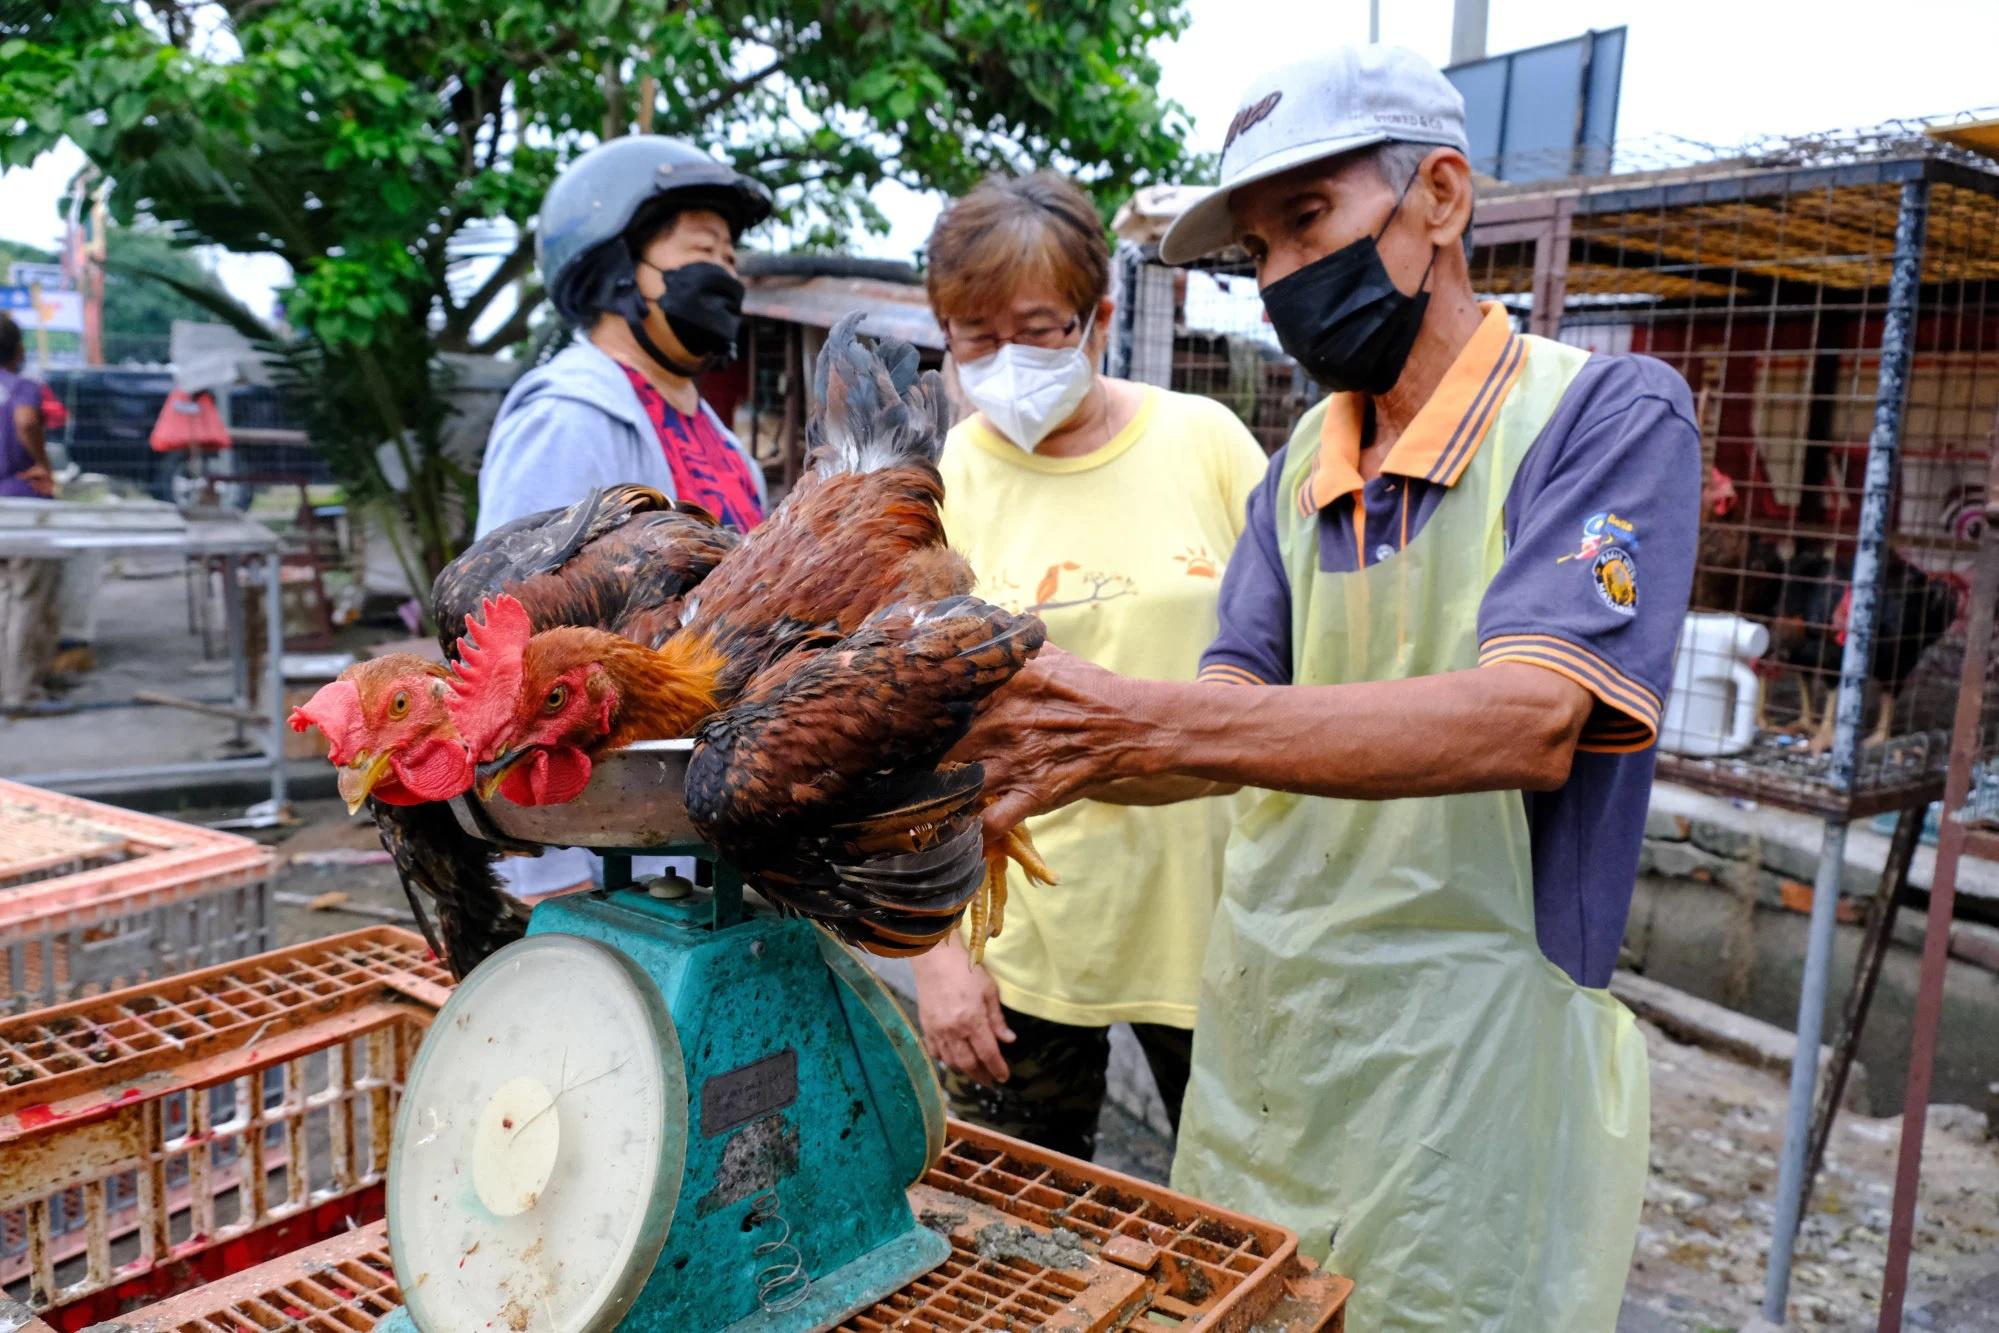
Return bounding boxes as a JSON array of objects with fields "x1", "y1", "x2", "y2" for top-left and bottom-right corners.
[{"x1": 742, "y1": 275, "x2": 944, "y2": 350}]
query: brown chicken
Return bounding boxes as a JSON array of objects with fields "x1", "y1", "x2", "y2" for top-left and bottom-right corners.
[
  {"x1": 292, "y1": 486, "x2": 741, "y2": 977},
  {"x1": 685, "y1": 597, "x2": 1047, "y2": 955},
  {"x1": 451, "y1": 315, "x2": 1052, "y2": 956}
]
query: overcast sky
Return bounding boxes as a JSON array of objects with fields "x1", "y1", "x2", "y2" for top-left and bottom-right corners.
[{"x1": 3, "y1": 0, "x2": 1995, "y2": 322}]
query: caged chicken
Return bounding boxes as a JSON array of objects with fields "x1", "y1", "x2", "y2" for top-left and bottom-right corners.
[
  {"x1": 449, "y1": 314, "x2": 1053, "y2": 958},
  {"x1": 1758, "y1": 543, "x2": 1960, "y2": 752},
  {"x1": 290, "y1": 486, "x2": 740, "y2": 976}
]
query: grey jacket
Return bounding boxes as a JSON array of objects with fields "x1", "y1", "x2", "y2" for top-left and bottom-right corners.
[{"x1": 476, "y1": 338, "x2": 766, "y2": 539}]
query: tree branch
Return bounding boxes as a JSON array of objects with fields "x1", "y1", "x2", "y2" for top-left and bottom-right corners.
[
  {"x1": 466, "y1": 287, "x2": 544, "y2": 355},
  {"x1": 446, "y1": 231, "x2": 535, "y2": 340},
  {"x1": 602, "y1": 54, "x2": 626, "y2": 139},
  {"x1": 684, "y1": 54, "x2": 789, "y2": 123}
]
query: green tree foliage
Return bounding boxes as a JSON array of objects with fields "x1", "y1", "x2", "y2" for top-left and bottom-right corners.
[{"x1": 0, "y1": 0, "x2": 1196, "y2": 592}]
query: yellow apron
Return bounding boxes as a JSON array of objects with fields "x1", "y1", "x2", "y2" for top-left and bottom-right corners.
[{"x1": 1171, "y1": 336, "x2": 1651, "y2": 1332}]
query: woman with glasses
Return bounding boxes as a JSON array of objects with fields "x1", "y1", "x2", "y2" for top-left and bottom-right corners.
[{"x1": 912, "y1": 171, "x2": 1270, "y2": 1161}]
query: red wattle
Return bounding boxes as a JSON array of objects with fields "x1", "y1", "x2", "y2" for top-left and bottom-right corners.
[
  {"x1": 394, "y1": 738, "x2": 476, "y2": 801},
  {"x1": 501, "y1": 747, "x2": 594, "y2": 806}
]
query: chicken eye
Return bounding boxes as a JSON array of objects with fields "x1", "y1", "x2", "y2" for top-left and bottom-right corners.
[
  {"x1": 389, "y1": 691, "x2": 410, "y2": 718},
  {"x1": 545, "y1": 685, "x2": 568, "y2": 712}
]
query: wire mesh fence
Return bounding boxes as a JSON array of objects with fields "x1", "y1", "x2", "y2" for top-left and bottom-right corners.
[{"x1": 1111, "y1": 118, "x2": 1999, "y2": 821}]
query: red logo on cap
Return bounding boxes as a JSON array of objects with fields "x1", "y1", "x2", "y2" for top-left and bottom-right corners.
[{"x1": 1223, "y1": 91, "x2": 1283, "y2": 154}]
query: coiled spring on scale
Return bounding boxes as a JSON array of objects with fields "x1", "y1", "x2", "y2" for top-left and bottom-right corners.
[{"x1": 749, "y1": 1186, "x2": 812, "y2": 1313}]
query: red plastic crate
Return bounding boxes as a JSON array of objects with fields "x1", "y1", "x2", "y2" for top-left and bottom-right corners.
[
  {"x1": 0, "y1": 781, "x2": 276, "y2": 1013},
  {"x1": 0, "y1": 928, "x2": 448, "y2": 1324}
]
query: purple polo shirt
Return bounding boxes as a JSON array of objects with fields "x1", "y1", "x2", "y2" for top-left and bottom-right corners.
[
  {"x1": 0, "y1": 367, "x2": 45, "y2": 498},
  {"x1": 1200, "y1": 334, "x2": 1701, "y2": 988}
]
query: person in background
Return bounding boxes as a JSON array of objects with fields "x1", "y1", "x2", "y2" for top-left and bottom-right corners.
[
  {"x1": 912, "y1": 171, "x2": 1269, "y2": 1160},
  {"x1": 0, "y1": 314, "x2": 53, "y2": 499},
  {"x1": 474, "y1": 135, "x2": 772, "y2": 898}
]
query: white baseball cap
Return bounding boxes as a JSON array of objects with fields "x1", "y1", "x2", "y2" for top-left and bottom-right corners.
[{"x1": 1159, "y1": 44, "x2": 1469, "y2": 265}]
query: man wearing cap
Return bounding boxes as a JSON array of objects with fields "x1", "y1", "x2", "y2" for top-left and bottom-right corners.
[
  {"x1": 958, "y1": 45, "x2": 1697, "y2": 1330},
  {"x1": 475, "y1": 135, "x2": 771, "y2": 899}
]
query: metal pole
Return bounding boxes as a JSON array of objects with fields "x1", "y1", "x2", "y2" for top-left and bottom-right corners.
[
  {"x1": 1877, "y1": 443, "x2": 1999, "y2": 1332},
  {"x1": 220, "y1": 555, "x2": 248, "y2": 749},
  {"x1": 1763, "y1": 178, "x2": 1930, "y2": 1324},
  {"x1": 1803, "y1": 805, "x2": 1922, "y2": 1212},
  {"x1": 264, "y1": 549, "x2": 287, "y2": 812},
  {"x1": 1367, "y1": 0, "x2": 1380, "y2": 43},
  {"x1": 1108, "y1": 244, "x2": 1141, "y2": 382},
  {"x1": 1449, "y1": 0, "x2": 1488, "y2": 64}
]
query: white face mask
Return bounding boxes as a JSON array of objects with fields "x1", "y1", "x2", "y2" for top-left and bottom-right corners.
[{"x1": 954, "y1": 314, "x2": 1097, "y2": 452}]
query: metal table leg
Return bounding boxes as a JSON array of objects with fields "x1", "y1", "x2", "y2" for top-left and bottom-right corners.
[
  {"x1": 264, "y1": 551, "x2": 287, "y2": 813},
  {"x1": 219, "y1": 554, "x2": 249, "y2": 752}
]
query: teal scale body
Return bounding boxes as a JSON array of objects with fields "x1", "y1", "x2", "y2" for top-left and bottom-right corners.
[{"x1": 378, "y1": 850, "x2": 949, "y2": 1332}]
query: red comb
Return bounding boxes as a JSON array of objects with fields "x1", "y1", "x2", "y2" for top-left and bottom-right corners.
[
  {"x1": 448, "y1": 594, "x2": 533, "y2": 757},
  {"x1": 291, "y1": 679, "x2": 365, "y2": 765}
]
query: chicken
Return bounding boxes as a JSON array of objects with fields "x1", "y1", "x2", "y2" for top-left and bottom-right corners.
[
  {"x1": 450, "y1": 315, "x2": 1053, "y2": 957},
  {"x1": 448, "y1": 593, "x2": 727, "y2": 806},
  {"x1": 289, "y1": 654, "x2": 526, "y2": 971},
  {"x1": 433, "y1": 484, "x2": 740, "y2": 652},
  {"x1": 1693, "y1": 466, "x2": 1779, "y2": 617},
  {"x1": 684, "y1": 597, "x2": 1047, "y2": 955},
  {"x1": 291, "y1": 486, "x2": 741, "y2": 977},
  {"x1": 1763, "y1": 545, "x2": 1959, "y2": 752}
]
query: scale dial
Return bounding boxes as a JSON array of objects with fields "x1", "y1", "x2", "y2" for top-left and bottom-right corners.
[{"x1": 389, "y1": 934, "x2": 687, "y2": 1332}]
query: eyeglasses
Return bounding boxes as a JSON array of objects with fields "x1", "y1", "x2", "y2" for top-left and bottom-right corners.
[{"x1": 945, "y1": 315, "x2": 1083, "y2": 361}]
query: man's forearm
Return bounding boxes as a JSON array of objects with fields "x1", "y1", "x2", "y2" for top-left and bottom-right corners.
[{"x1": 1107, "y1": 664, "x2": 1592, "y2": 801}]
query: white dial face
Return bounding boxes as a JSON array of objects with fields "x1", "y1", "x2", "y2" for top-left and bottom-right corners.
[{"x1": 390, "y1": 935, "x2": 686, "y2": 1332}]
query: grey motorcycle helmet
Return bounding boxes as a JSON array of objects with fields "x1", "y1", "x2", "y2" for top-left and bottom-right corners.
[{"x1": 539, "y1": 135, "x2": 772, "y2": 326}]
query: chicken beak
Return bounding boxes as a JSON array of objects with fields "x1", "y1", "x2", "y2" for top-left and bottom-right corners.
[
  {"x1": 338, "y1": 752, "x2": 395, "y2": 815},
  {"x1": 476, "y1": 750, "x2": 526, "y2": 803}
]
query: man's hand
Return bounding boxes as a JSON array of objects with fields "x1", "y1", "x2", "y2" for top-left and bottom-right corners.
[
  {"x1": 951, "y1": 645, "x2": 1142, "y2": 837},
  {"x1": 910, "y1": 936, "x2": 1015, "y2": 1084},
  {"x1": 15, "y1": 465, "x2": 53, "y2": 498}
]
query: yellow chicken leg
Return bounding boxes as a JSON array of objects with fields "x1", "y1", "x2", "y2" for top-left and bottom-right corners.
[
  {"x1": 1004, "y1": 824, "x2": 1058, "y2": 886},
  {"x1": 966, "y1": 827, "x2": 1060, "y2": 963}
]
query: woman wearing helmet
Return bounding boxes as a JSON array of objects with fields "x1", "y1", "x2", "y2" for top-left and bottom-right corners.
[
  {"x1": 475, "y1": 135, "x2": 772, "y2": 899},
  {"x1": 478, "y1": 135, "x2": 773, "y2": 542}
]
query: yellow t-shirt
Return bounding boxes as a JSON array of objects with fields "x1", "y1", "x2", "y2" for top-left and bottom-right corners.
[{"x1": 939, "y1": 384, "x2": 1271, "y2": 1028}]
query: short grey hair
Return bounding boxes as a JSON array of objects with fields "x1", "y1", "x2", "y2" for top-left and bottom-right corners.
[
  {"x1": 1371, "y1": 140, "x2": 1474, "y2": 253},
  {"x1": 1371, "y1": 140, "x2": 1439, "y2": 194}
]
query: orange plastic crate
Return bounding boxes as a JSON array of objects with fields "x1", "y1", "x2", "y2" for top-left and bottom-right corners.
[
  {"x1": 0, "y1": 928, "x2": 449, "y2": 1324},
  {"x1": 0, "y1": 781, "x2": 277, "y2": 1013},
  {"x1": 102, "y1": 1125, "x2": 1349, "y2": 1332}
]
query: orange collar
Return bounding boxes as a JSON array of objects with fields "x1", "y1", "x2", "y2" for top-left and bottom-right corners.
[{"x1": 1297, "y1": 302, "x2": 1528, "y2": 517}]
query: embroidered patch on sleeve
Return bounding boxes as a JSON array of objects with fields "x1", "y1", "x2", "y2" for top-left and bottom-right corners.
[
  {"x1": 1592, "y1": 548, "x2": 1638, "y2": 615},
  {"x1": 1557, "y1": 510, "x2": 1639, "y2": 565}
]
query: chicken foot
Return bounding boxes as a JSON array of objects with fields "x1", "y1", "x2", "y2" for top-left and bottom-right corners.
[
  {"x1": 1805, "y1": 686, "x2": 1896, "y2": 757},
  {"x1": 967, "y1": 825, "x2": 1058, "y2": 964}
]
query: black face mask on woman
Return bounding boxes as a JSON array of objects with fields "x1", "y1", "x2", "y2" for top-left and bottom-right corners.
[
  {"x1": 623, "y1": 260, "x2": 745, "y2": 378},
  {"x1": 1258, "y1": 179, "x2": 1438, "y2": 395}
]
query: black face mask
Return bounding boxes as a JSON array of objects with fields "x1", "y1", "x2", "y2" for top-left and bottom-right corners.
[
  {"x1": 624, "y1": 260, "x2": 745, "y2": 377},
  {"x1": 1259, "y1": 184, "x2": 1437, "y2": 395}
]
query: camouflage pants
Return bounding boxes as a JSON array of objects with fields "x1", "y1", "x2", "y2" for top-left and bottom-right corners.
[{"x1": 937, "y1": 1005, "x2": 1192, "y2": 1162}]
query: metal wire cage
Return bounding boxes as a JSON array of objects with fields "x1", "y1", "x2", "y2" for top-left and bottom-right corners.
[
  {"x1": 1466, "y1": 122, "x2": 1999, "y2": 818},
  {"x1": 1108, "y1": 244, "x2": 1312, "y2": 456}
]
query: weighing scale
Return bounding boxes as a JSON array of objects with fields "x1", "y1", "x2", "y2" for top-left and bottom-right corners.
[{"x1": 375, "y1": 740, "x2": 951, "y2": 1332}]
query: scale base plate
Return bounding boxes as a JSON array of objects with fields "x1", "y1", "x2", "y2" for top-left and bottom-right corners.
[{"x1": 721, "y1": 1225, "x2": 949, "y2": 1333}]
